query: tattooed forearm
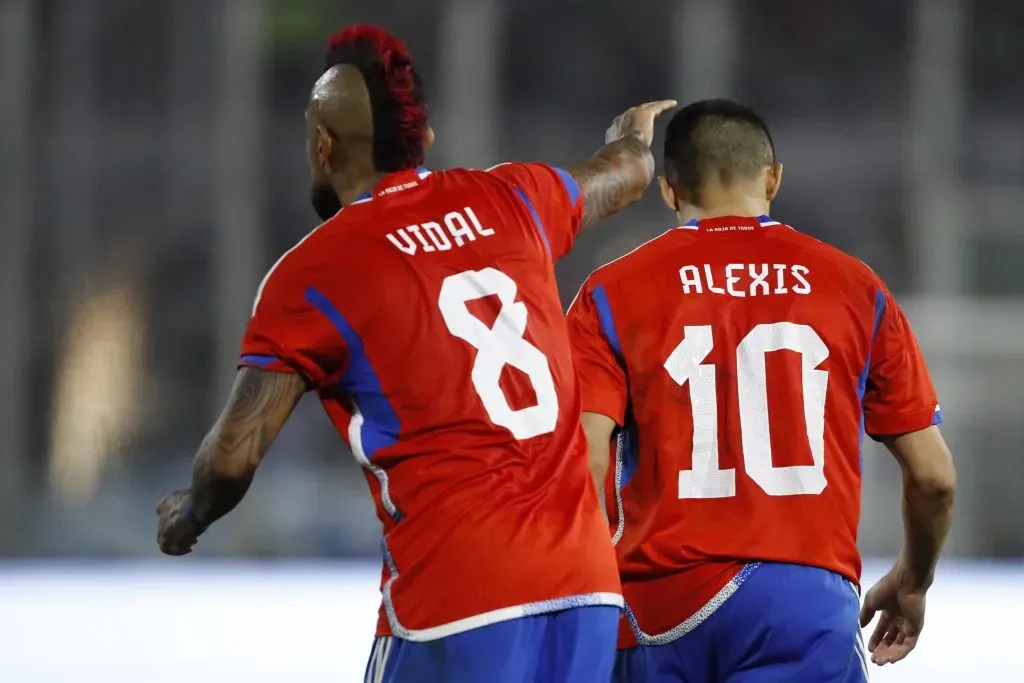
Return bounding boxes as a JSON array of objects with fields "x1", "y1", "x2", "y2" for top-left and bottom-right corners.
[
  {"x1": 188, "y1": 464, "x2": 254, "y2": 531},
  {"x1": 568, "y1": 133, "x2": 655, "y2": 231},
  {"x1": 189, "y1": 368, "x2": 306, "y2": 526}
]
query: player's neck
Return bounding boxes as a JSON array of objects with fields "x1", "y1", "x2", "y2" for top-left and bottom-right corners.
[
  {"x1": 333, "y1": 171, "x2": 390, "y2": 208},
  {"x1": 678, "y1": 196, "x2": 770, "y2": 225}
]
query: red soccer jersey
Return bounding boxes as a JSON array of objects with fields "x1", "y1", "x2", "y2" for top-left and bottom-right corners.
[
  {"x1": 240, "y1": 165, "x2": 622, "y2": 642},
  {"x1": 567, "y1": 215, "x2": 942, "y2": 648}
]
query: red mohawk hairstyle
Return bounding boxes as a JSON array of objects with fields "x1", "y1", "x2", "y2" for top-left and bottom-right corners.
[{"x1": 325, "y1": 25, "x2": 428, "y2": 172}]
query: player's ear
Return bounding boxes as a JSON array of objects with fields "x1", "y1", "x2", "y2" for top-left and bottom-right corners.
[
  {"x1": 423, "y1": 125, "x2": 436, "y2": 154},
  {"x1": 316, "y1": 124, "x2": 336, "y2": 174},
  {"x1": 766, "y1": 163, "x2": 783, "y2": 202},
  {"x1": 658, "y1": 176, "x2": 678, "y2": 213}
]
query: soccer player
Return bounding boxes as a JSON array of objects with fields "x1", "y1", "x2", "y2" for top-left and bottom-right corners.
[
  {"x1": 567, "y1": 99, "x2": 957, "y2": 682},
  {"x1": 155, "y1": 25, "x2": 675, "y2": 683}
]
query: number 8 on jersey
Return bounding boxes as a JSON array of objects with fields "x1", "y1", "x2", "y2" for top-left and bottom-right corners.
[{"x1": 438, "y1": 268, "x2": 559, "y2": 440}]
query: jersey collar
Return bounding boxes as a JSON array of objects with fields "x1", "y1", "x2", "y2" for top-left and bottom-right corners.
[
  {"x1": 679, "y1": 214, "x2": 781, "y2": 231},
  {"x1": 351, "y1": 167, "x2": 431, "y2": 205}
]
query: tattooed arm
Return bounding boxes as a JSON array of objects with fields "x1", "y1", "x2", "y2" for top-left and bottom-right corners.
[
  {"x1": 569, "y1": 100, "x2": 677, "y2": 231},
  {"x1": 156, "y1": 368, "x2": 306, "y2": 555},
  {"x1": 189, "y1": 368, "x2": 305, "y2": 523}
]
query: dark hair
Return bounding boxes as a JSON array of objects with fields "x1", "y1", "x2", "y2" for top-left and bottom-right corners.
[
  {"x1": 325, "y1": 25, "x2": 428, "y2": 172},
  {"x1": 663, "y1": 99, "x2": 775, "y2": 202}
]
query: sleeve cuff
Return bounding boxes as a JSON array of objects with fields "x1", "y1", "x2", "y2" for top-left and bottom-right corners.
[
  {"x1": 238, "y1": 354, "x2": 316, "y2": 387},
  {"x1": 581, "y1": 389, "x2": 627, "y2": 427},
  {"x1": 866, "y1": 404, "x2": 943, "y2": 439},
  {"x1": 239, "y1": 354, "x2": 280, "y2": 368},
  {"x1": 552, "y1": 167, "x2": 582, "y2": 207}
]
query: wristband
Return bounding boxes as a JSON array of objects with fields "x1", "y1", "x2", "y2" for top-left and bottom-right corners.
[{"x1": 183, "y1": 505, "x2": 210, "y2": 534}]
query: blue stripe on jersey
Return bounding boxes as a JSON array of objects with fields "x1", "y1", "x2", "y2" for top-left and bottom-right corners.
[
  {"x1": 513, "y1": 187, "x2": 552, "y2": 257},
  {"x1": 591, "y1": 285, "x2": 623, "y2": 360},
  {"x1": 856, "y1": 290, "x2": 888, "y2": 469},
  {"x1": 239, "y1": 354, "x2": 279, "y2": 367},
  {"x1": 305, "y1": 286, "x2": 400, "y2": 459},
  {"x1": 553, "y1": 167, "x2": 582, "y2": 206},
  {"x1": 933, "y1": 407, "x2": 944, "y2": 425}
]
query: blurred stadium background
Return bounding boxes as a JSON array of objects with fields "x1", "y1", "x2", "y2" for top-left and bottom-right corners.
[{"x1": 0, "y1": 0, "x2": 1021, "y2": 680}]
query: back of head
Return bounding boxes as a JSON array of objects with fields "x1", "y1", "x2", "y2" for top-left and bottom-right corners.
[
  {"x1": 663, "y1": 99, "x2": 775, "y2": 205},
  {"x1": 324, "y1": 25, "x2": 428, "y2": 172}
]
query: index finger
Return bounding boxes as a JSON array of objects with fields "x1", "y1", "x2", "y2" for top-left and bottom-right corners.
[{"x1": 639, "y1": 100, "x2": 678, "y2": 116}]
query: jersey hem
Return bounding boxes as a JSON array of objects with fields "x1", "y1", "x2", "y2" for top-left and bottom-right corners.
[
  {"x1": 622, "y1": 562, "x2": 759, "y2": 648},
  {"x1": 380, "y1": 591, "x2": 624, "y2": 643}
]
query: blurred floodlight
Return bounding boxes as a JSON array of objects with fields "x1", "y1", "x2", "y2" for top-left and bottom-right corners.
[{"x1": 49, "y1": 277, "x2": 145, "y2": 504}]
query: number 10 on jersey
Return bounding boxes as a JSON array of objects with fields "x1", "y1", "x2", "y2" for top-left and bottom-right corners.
[{"x1": 664, "y1": 322, "x2": 829, "y2": 500}]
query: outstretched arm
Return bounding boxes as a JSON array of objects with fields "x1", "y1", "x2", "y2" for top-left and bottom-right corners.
[
  {"x1": 569, "y1": 100, "x2": 676, "y2": 231},
  {"x1": 156, "y1": 367, "x2": 306, "y2": 555},
  {"x1": 189, "y1": 368, "x2": 306, "y2": 524}
]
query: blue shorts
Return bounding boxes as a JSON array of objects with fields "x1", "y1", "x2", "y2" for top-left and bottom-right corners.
[
  {"x1": 613, "y1": 563, "x2": 868, "y2": 683},
  {"x1": 364, "y1": 605, "x2": 620, "y2": 683}
]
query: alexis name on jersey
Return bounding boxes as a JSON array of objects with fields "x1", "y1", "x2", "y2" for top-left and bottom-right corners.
[
  {"x1": 680, "y1": 263, "x2": 812, "y2": 298},
  {"x1": 386, "y1": 207, "x2": 496, "y2": 255}
]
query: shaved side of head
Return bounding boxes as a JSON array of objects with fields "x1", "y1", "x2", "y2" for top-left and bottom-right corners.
[
  {"x1": 309, "y1": 64, "x2": 373, "y2": 144},
  {"x1": 324, "y1": 24, "x2": 429, "y2": 173},
  {"x1": 308, "y1": 25, "x2": 429, "y2": 220},
  {"x1": 306, "y1": 65, "x2": 377, "y2": 220}
]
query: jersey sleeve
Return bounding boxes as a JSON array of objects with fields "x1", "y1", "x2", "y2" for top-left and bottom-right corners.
[
  {"x1": 566, "y1": 281, "x2": 628, "y2": 425},
  {"x1": 239, "y1": 253, "x2": 348, "y2": 388},
  {"x1": 487, "y1": 162, "x2": 584, "y2": 261},
  {"x1": 862, "y1": 290, "x2": 942, "y2": 438}
]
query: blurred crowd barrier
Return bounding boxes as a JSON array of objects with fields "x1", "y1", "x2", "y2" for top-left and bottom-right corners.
[{"x1": 0, "y1": 560, "x2": 1020, "y2": 681}]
